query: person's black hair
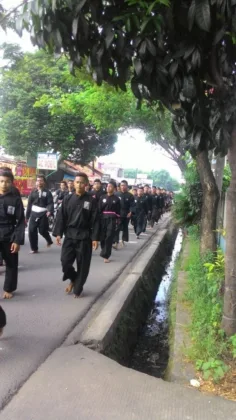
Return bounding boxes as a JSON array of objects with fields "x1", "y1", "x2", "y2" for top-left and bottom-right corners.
[
  {"x1": 132, "y1": 187, "x2": 137, "y2": 190},
  {"x1": 144, "y1": 184, "x2": 149, "y2": 188},
  {"x1": 120, "y1": 180, "x2": 128, "y2": 185},
  {"x1": 0, "y1": 169, "x2": 14, "y2": 182},
  {"x1": 61, "y1": 180, "x2": 67, "y2": 186},
  {"x1": 138, "y1": 186, "x2": 144, "y2": 190},
  {"x1": 152, "y1": 185, "x2": 156, "y2": 188},
  {"x1": 37, "y1": 174, "x2": 47, "y2": 183},
  {"x1": 94, "y1": 178, "x2": 101, "y2": 183},
  {"x1": 108, "y1": 179, "x2": 117, "y2": 188},
  {"x1": 75, "y1": 172, "x2": 89, "y2": 184}
]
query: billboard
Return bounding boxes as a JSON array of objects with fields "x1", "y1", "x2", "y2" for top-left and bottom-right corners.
[{"x1": 37, "y1": 153, "x2": 58, "y2": 170}]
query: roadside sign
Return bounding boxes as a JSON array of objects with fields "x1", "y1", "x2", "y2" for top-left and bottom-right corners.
[
  {"x1": 37, "y1": 153, "x2": 58, "y2": 170},
  {"x1": 101, "y1": 174, "x2": 110, "y2": 182}
]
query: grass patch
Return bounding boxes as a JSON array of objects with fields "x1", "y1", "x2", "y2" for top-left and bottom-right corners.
[
  {"x1": 168, "y1": 251, "x2": 182, "y2": 350},
  {"x1": 182, "y1": 228, "x2": 236, "y2": 386}
]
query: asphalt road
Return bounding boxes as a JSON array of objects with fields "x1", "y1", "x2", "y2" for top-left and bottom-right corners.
[{"x1": 0, "y1": 219, "x2": 165, "y2": 410}]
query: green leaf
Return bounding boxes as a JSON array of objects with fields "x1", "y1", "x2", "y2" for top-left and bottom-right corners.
[
  {"x1": 75, "y1": 0, "x2": 88, "y2": 14},
  {"x1": 133, "y1": 58, "x2": 142, "y2": 76},
  {"x1": 195, "y1": 0, "x2": 211, "y2": 32},
  {"x1": 188, "y1": 0, "x2": 196, "y2": 31}
]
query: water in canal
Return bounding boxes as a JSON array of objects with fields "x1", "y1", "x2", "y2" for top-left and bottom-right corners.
[{"x1": 129, "y1": 230, "x2": 183, "y2": 378}]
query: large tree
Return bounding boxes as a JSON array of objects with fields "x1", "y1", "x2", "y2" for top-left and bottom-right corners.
[
  {"x1": 0, "y1": 45, "x2": 117, "y2": 163},
  {"x1": 13, "y1": 0, "x2": 236, "y2": 334}
]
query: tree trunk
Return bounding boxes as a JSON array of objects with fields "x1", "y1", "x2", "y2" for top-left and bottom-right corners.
[
  {"x1": 176, "y1": 156, "x2": 187, "y2": 174},
  {"x1": 222, "y1": 126, "x2": 236, "y2": 336},
  {"x1": 196, "y1": 150, "x2": 219, "y2": 254},
  {"x1": 214, "y1": 156, "x2": 225, "y2": 228}
]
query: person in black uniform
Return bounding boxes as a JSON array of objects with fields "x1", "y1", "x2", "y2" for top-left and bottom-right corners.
[
  {"x1": 90, "y1": 178, "x2": 105, "y2": 202},
  {"x1": 53, "y1": 172, "x2": 99, "y2": 298},
  {"x1": 26, "y1": 174, "x2": 54, "y2": 254},
  {"x1": 113, "y1": 179, "x2": 134, "y2": 247},
  {"x1": 0, "y1": 167, "x2": 21, "y2": 266},
  {"x1": 0, "y1": 306, "x2": 6, "y2": 337},
  {"x1": 132, "y1": 187, "x2": 149, "y2": 239},
  {"x1": 143, "y1": 184, "x2": 152, "y2": 229},
  {"x1": 99, "y1": 180, "x2": 120, "y2": 263},
  {"x1": 67, "y1": 180, "x2": 75, "y2": 195},
  {"x1": 0, "y1": 169, "x2": 25, "y2": 299},
  {"x1": 55, "y1": 181, "x2": 68, "y2": 204},
  {"x1": 150, "y1": 186, "x2": 161, "y2": 228}
]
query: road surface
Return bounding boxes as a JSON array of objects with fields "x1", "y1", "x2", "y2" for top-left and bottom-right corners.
[{"x1": 0, "y1": 219, "x2": 164, "y2": 410}]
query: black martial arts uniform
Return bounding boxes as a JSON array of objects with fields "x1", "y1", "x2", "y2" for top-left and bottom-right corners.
[
  {"x1": 143, "y1": 192, "x2": 152, "y2": 229},
  {"x1": 114, "y1": 191, "x2": 134, "y2": 243},
  {"x1": 55, "y1": 189, "x2": 68, "y2": 203},
  {"x1": 53, "y1": 192, "x2": 100, "y2": 296},
  {"x1": 0, "y1": 190, "x2": 25, "y2": 293},
  {"x1": 150, "y1": 194, "x2": 161, "y2": 227},
  {"x1": 0, "y1": 185, "x2": 21, "y2": 266},
  {"x1": 132, "y1": 196, "x2": 149, "y2": 237},
  {"x1": 90, "y1": 188, "x2": 105, "y2": 203},
  {"x1": 0, "y1": 306, "x2": 6, "y2": 329},
  {"x1": 26, "y1": 188, "x2": 54, "y2": 252},
  {"x1": 99, "y1": 194, "x2": 120, "y2": 260}
]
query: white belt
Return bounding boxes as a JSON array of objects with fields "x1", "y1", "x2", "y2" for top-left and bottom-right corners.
[{"x1": 32, "y1": 205, "x2": 47, "y2": 213}]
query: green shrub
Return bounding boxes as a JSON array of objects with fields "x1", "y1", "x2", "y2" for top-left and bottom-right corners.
[
  {"x1": 172, "y1": 161, "x2": 202, "y2": 227},
  {"x1": 184, "y1": 234, "x2": 230, "y2": 381}
]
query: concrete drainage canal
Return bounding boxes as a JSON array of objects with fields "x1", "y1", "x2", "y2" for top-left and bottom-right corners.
[{"x1": 102, "y1": 226, "x2": 183, "y2": 380}]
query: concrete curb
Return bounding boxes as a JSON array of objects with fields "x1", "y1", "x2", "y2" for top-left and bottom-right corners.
[{"x1": 80, "y1": 224, "x2": 172, "y2": 351}]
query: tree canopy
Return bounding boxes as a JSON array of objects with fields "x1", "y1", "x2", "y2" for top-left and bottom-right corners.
[
  {"x1": 16, "y1": 0, "x2": 236, "y2": 157},
  {"x1": 0, "y1": 44, "x2": 117, "y2": 163},
  {"x1": 124, "y1": 168, "x2": 180, "y2": 191}
]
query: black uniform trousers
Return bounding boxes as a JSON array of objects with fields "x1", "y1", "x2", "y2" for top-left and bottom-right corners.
[
  {"x1": 133, "y1": 213, "x2": 146, "y2": 237},
  {"x1": 150, "y1": 208, "x2": 160, "y2": 227},
  {"x1": 0, "y1": 242, "x2": 18, "y2": 293},
  {"x1": 100, "y1": 217, "x2": 117, "y2": 260},
  {"x1": 0, "y1": 306, "x2": 6, "y2": 329},
  {"x1": 61, "y1": 237, "x2": 92, "y2": 296},
  {"x1": 29, "y1": 214, "x2": 53, "y2": 251},
  {"x1": 113, "y1": 216, "x2": 129, "y2": 243}
]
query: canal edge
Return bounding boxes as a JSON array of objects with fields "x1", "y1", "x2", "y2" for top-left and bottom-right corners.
[{"x1": 79, "y1": 220, "x2": 176, "y2": 353}]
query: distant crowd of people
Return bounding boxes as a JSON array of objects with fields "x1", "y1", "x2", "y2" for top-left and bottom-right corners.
[{"x1": 0, "y1": 169, "x2": 174, "y2": 336}]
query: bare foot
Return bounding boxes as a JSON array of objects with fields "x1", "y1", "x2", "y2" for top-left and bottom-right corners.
[
  {"x1": 0, "y1": 328, "x2": 3, "y2": 337},
  {"x1": 112, "y1": 243, "x2": 118, "y2": 250},
  {"x1": 3, "y1": 292, "x2": 13, "y2": 299},
  {"x1": 104, "y1": 259, "x2": 110, "y2": 263},
  {"x1": 65, "y1": 282, "x2": 74, "y2": 294},
  {"x1": 30, "y1": 250, "x2": 38, "y2": 254},
  {"x1": 119, "y1": 241, "x2": 124, "y2": 249},
  {"x1": 47, "y1": 242, "x2": 53, "y2": 248}
]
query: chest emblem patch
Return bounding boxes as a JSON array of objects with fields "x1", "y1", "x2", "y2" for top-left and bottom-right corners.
[{"x1": 83, "y1": 201, "x2": 90, "y2": 210}]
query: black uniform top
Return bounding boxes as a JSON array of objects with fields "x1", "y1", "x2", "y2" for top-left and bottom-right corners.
[
  {"x1": 53, "y1": 192, "x2": 100, "y2": 241},
  {"x1": 90, "y1": 188, "x2": 105, "y2": 202},
  {"x1": 143, "y1": 193, "x2": 152, "y2": 212},
  {"x1": 11, "y1": 185, "x2": 21, "y2": 197},
  {"x1": 159, "y1": 194, "x2": 165, "y2": 208},
  {"x1": 133, "y1": 196, "x2": 149, "y2": 216},
  {"x1": 151, "y1": 194, "x2": 161, "y2": 209},
  {"x1": 115, "y1": 191, "x2": 134, "y2": 217},
  {"x1": 99, "y1": 194, "x2": 121, "y2": 218},
  {"x1": 55, "y1": 189, "x2": 68, "y2": 202},
  {"x1": 26, "y1": 188, "x2": 54, "y2": 219},
  {"x1": 0, "y1": 190, "x2": 25, "y2": 245}
]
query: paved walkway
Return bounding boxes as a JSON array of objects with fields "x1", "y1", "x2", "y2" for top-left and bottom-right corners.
[
  {"x1": 0, "y1": 216, "x2": 164, "y2": 409},
  {"x1": 0, "y1": 214, "x2": 235, "y2": 419},
  {"x1": 0, "y1": 344, "x2": 235, "y2": 420}
]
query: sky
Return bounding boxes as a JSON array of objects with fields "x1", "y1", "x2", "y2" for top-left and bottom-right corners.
[{"x1": 0, "y1": 0, "x2": 182, "y2": 181}]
